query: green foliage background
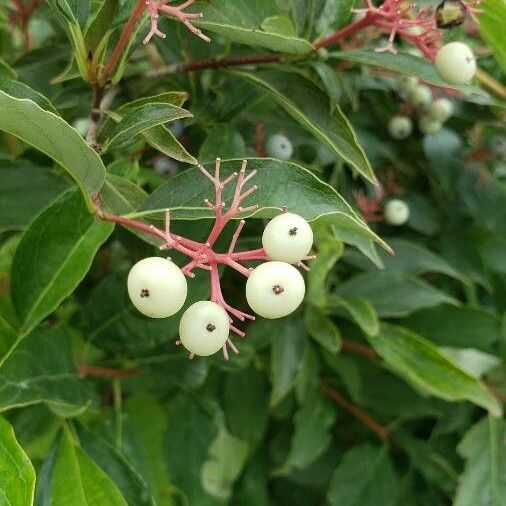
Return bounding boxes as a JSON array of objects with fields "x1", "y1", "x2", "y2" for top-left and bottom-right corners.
[{"x1": 0, "y1": 0, "x2": 505, "y2": 505}]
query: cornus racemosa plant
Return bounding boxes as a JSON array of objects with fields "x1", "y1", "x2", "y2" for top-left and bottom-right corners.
[{"x1": 95, "y1": 159, "x2": 314, "y2": 360}]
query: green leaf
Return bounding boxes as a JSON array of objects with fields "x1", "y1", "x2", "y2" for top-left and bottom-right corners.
[
  {"x1": 284, "y1": 391, "x2": 335, "y2": 470},
  {"x1": 84, "y1": 0, "x2": 119, "y2": 52},
  {"x1": 0, "y1": 57, "x2": 17, "y2": 79},
  {"x1": 330, "y1": 50, "x2": 488, "y2": 97},
  {"x1": 344, "y1": 238, "x2": 464, "y2": 281},
  {"x1": 75, "y1": 424, "x2": 156, "y2": 506},
  {"x1": 121, "y1": 395, "x2": 174, "y2": 506},
  {"x1": 455, "y1": 416, "x2": 506, "y2": 506},
  {"x1": 105, "y1": 103, "x2": 192, "y2": 150},
  {"x1": 0, "y1": 326, "x2": 95, "y2": 415},
  {"x1": 270, "y1": 316, "x2": 307, "y2": 406},
  {"x1": 478, "y1": 0, "x2": 506, "y2": 72},
  {"x1": 0, "y1": 90, "x2": 106, "y2": 195},
  {"x1": 196, "y1": 0, "x2": 313, "y2": 54},
  {"x1": 329, "y1": 295, "x2": 379, "y2": 336},
  {"x1": 165, "y1": 395, "x2": 221, "y2": 506},
  {"x1": 403, "y1": 304, "x2": 502, "y2": 351},
  {"x1": 199, "y1": 124, "x2": 247, "y2": 162},
  {"x1": 307, "y1": 234, "x2": 343, "y2": 307},
  {"x1": 304, "y1": 308, "x2": 342, "y2": 353},
  {"x1": 327, "y1": 445, "x2": 399, "y2": 506},
  {"x1": 140, "y1": 158, "x2": 387, "y2": 256},
  {"x1": 52, "y1": 427, "x2": 128, "y2": 506},
  {"x1": 101, "y1": 174, "x2": 148, "y2": 215},
  {"x1": 45, "y1": 0, "x2": 90, "y2": 80},
  {"x1": 224, "y1": 368, "x2": 269, "y2": 445},
  {"x1": 233, "y1": 69, "x2": 376, "y2": 183},
  {"x1": 0, "y1": 416, "x2": 35, "y2": 506},
  {"x1": 0, "y1": 76, "x2": 58, "y2": 113},
  {"x1": 367, "y1": 323, "x2": 502, "y2": 416},
  {"x1": 0, "y1": 162, "x2": 70, "y2": 232},
  {"x1": 11, "y1": 190, "x2": 114, "y2": 334},
  {"x1": 202, "y1": 428, "x2": 249, "y2": 500},
  {"x1": 336, "y1": 271, "x2": 456, "y2": 318}
]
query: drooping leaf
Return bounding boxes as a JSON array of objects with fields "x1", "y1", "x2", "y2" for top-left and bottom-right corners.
[
  {"x1": 0, "y1": 76, "x2": 58, "y2": 113},
  {"x1": 52, "y1": 427, "x2": 128, "y2": 506},
  {"x1": 270, "y1": 316, "x2": 307, "y2": 406},
  {"x1": 75, "y1": 424, "x2": 156, "y2": 506},
  {"x1": 327, "y1": 445, "x2": 399, "y2": 506},
  {"x1": 455, "y1": 416, "x2": 506, "y2": 506},
  {"x1": 329, "y1": 295, "x2": 379, "y2": 336},
  {"x1": 202, "y1": 428, "x2": 249, "y2": 500},
  {"x1": 304, "y1": 308, "x2": 342, "y2": 353},
  {"x1": 367, "y1": 323, "x2": 502, "y2": 416},
  {"x1": 233, "y1": 69, "x2": 376, "y2": 183},
  {"x1": 11, "y1": 190, "x2": 114, "y2": 334},
  {"x1": 0, "y1": 90, "x2": 106, "y2": 194},
  {"x1": 0, "y1": 416, "x2": 36, "y2": 506}
]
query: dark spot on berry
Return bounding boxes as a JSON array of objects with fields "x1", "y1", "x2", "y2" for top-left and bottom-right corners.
[
  {"x1": 206, "y1": 323, "x2": 216, "y2": 332},
  {"x1": 466, "y1": 56, "x2": 473, "y2": 63},
  {"x1": 289, "y1": 227, "x2": 298, "y2": 236},
  {"x1": 273, "y1": 284, "x2": 284, "y2": 295},
  {"x1": 140, "y1": 289, "x2": 150, "y2": 298}
]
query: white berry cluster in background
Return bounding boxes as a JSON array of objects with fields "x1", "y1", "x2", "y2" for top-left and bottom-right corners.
[
  {"x1": 389, "y1": 76, "x2": 456, "y2": 139},
  {"x1": 119, "y1": 159, "x2": 314, "y2": 359}
]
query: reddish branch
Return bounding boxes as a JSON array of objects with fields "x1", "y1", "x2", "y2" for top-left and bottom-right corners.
[
  {"x1": 79, "y1": 364, "x2": 142, "y2": 379},
  {"x1": 314, "y1": 0, "x2": 443, "y2": 59},
  {"x1": 321, "y1": 381, "x2": 389, "y2": 440},
  {"x1": 341, "y1": 340, "x2": 379, "y2": 360},
  {"x1": 96, "y1": 159, "x2": 271, "y2": 359},
  {"x1": 9, "y1": 0, "x2": 40, "y2": 50}
]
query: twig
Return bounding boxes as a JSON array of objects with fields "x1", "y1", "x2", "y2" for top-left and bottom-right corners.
[
  {"x1": 320, "y1": 381, "x2": 389, "y2": 440},
  {"x1": 78, "y1": 364, "x2": 142, "y2": 378}
]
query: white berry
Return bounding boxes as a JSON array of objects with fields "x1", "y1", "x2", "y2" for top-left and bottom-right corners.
[
  {"x1": 419, "y1": 115, "x2": 442, "y2": 135},
  {"x1": 246, "y1": 262, "x2": 305, "y2": 319},
  {"x1": 154, "y1": 157, "x2": 178, "y2": 177},
  {"x1": 127, "y1": 257, "x2": 187, "y2": 318},
  {"x1": 179, "y1": 301, "x2": 230, "y2": 356},
  {"x1": 398, "y1": 76, "x2": 419, "y2": 95},
  {"x1": 384, "y1": 199, "x2": 410, "y2": 226},
  {"x1": 429, "y1": 98, "x2": 453, "y2": 122},
  {"x1": 266, "y1": 134, "x2": 293, "y2": 160},
  {"x1": 262, "y1": 212, "x2": 313, "y2": 264},
  {"x1": 388, "y1": 116, "x2": 413, "y2": 140},
  {"x1": 410, "y1": 84, "x2": 432, "y2": 108},
  {"x1": 435, "y1": 42, "x2": 476, "y2": 84}
]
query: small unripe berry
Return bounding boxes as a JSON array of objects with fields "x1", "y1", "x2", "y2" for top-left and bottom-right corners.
[
  {"x1": 435, "y1": 42, "x2": 476, "y2": 84},
  {"x1": 398, "y1": 76, "x2": 419, "y2": 94},
  {"x1": 388, "y1": 116, "x2": 413, "y2": 140},
  {"x1": 410, "y1": 85, "x2": 432, "y2": 108},
  {"x1": 127, "y1": 257, "x2": 187, "y2": 318},
  {"x1": 436, "y1": 0, "x2": 466, "y2": 29},
  {"x1": 179, "y1": 301, "x2": 230, "y2": 356},
  {"x1": 384, "y1": 199, "x2": 410, "y2": 226},
  {"x1": 262, "y1": 212, "x2": 313, "y2": 264},
  {"x1": 266, "y1": 134, "x2": 293, "y2": 160},
  {"x1": 246, "y1": 262, "x2": 305, "y2": 319},
  {"x1": 419, "y1": 115, "x2": 442, "y2": 135},
  {"x1": 154, "y1": 157, "x2": 178, "y2": 177},
  {"x1": 429, "y1": 98, "x2": 454, "y2": 122}
]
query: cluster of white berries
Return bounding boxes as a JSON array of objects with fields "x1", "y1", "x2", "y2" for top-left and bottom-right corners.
[
  {"x1": 127, "y1": 212, "x2": 313, "y2": 357},
  {"x1": 389, "y1": 77, "x2": 454, "y2": 139}
]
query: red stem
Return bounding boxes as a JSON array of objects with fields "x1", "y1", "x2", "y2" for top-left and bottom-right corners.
[
  {"x1": 100, "y1": 0, "x2": 146, "y2": 86},
  {"x1": 314, "y1": 13, "x2": 376, "y2": 50}
]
